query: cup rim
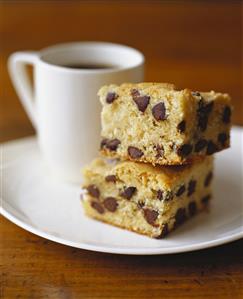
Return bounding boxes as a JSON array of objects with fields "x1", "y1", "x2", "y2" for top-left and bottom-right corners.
[{"x1": 38, "y1": 41, "x2": 144, "y2": 73}]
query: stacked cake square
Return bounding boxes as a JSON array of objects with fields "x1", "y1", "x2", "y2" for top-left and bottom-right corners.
[{"x1": 82, "y1": 83, "x2": 232, "y2": 238}]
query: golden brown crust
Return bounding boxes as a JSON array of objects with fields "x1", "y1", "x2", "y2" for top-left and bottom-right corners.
[
  {"x1": 98, "y1": 82, "x2": 232, "y2": 104},
  {"x1": 82, "y1": 155, "x2": 213, "y2": 238},
  {"x1": 83, "y1": 156, "x2": 213, "y2": 194},
  {"x1": 100, "y1": 148, "x2": 212, "y2": 166},
  {"x1": 99, "y1": 82, "x2": 232, "y2": 166},
  {"x1": 98, "y1": 82, "x2": 177, "y2": 98},
  {"x1": 84, "y1": 212, "x2": 159, "y2": 238}
]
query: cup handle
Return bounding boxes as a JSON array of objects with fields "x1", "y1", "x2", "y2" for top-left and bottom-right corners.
[{"x1": 8, "y1": 51, "x2": 39, "y2": 129}]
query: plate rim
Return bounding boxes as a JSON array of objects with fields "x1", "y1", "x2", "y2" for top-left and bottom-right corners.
[
  {"x1": 1, "y1": 203, "x2": 243, "y2": 255},
  {"x1": 1, "y1": 126, "x2": 243, "y2": 255}
]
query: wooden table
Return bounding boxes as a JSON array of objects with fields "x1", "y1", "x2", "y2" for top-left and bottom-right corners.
[{"x1": 1, "y1": 2, "x2": 242, "y2": 298}]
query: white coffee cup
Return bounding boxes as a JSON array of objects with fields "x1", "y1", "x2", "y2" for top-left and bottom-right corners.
[{"x1": 8, "y1": 42, "x2": 144, "y2": 183}]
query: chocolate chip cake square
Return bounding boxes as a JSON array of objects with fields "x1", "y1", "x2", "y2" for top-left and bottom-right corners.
[
  {"x1": 99, "y1": 83, "x2": 232, "y2": 165},
  {"x1": 82, "y1": 156, "x2": 213, "y2": 238}
]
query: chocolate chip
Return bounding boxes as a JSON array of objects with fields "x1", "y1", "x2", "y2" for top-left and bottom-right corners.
[
  {"x1": 177, "y1": 144, "x2": 193, "y2": 157},
  {"x1": 198, "y1": 100, "x2": 214, "y2": 115},
  {"x1": 137, "y1": 201, "x2": 145, "y2": 209},
  {"x1": 100, "y1": 138, "x2": 108, "y2": 149},
  {"x1": 222, "y1": 106, "x2": 231, "y2": 123},
  {"x1": 155, "y1": 223, "x2": 169, "y2": 239},
  {"x1": 197, "y1": 98, "x2": 205, "y2": 108},
  {"x1": 103, "y1": 197, "x2": 118, "y2": 212},
  {"x1": 121, "y1": 186, "x2": 137, "y2": 199},
  {"x1": 218, "y1": 132, "x2": 228, "y2": 146},
  {"x1": 174, "y1": 208, "x2": 187, "y2": 227},
  {"x1": 128, "y1": 146, "x2": 144, "y2": 159},
  {"x1": 143, "y1": 209, "x2": 159, "y2": 226},
  {"x1": 157, "y1": 190, "x2": 164, "y2": 201},
  {"x1": 203, "y1": 101, "x2": 214, "y2": 114},
  {"x1": 134, "y1": 96, "x2": 150, "y2": 112},
  {"x1": 91, "y1": 201, "x2": 104, "y2": 214},
  {"x1": 105, "y1": 175, "x2": 117, "y2": 183},
  {"x1": 204, "y1": 172, "x2": 213, "y2": 187},
  {"x1": 106, "y1": 92, "x2": 118, "y2": 104},
  {"x1": 101, "y1": 138, "x2": 121, "y2": 151},
  {"x1": 206, "y1": 141, "x2": 218, "y2": 155},
  {"x1": 105, "y1": 139, "x2": 121, "y2": 151},
  {"x1": 197, "y1": 100, "x2": 214, "y2": 131},
  {"x1": 201, "y1": 194, "x2": 211, "y2": 205},
  {"x1": 131, "y1": 89, "x2": 140, "y2": 98},
  {"x1": 164, "y1": 191, "x2": 174, "y2": 201},
  {"x1": 155, "y1": 145, "x2": 164, "y2": 158},
  {"x1": 86, "y1": 184, "x2": 100, "y2": 198},
  {"x1": 176, "y1": 185, "x2": 186, "y2": 197},
  {"x1": 194, "y1": 139, "x2": 207, "y2": 152},
  {"x1": 198, "y1": 115, "x2": 208, "y2": 131},
  {"x1": 187, "y1": 180, "x2": 196, "y2": 196},
  {"x1": 152, "y1": 102, "x2": 166, "y2": 121},
  {"x1": 191, "y1": 91, "x2": 201, "y2": 97},
  {"x1": 177, "y1": 120, "x2": 186, "y2": 133},
  {"x1": 188, "y1": 201, "x2": 197, "y2": 216},
  {"x1": 161, "y1": 223, "x2": 169, "y2": 237}
]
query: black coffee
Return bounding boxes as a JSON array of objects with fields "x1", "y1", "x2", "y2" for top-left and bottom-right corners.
[{"x1": 61, "y1": 63, "x2": 116, "y2": 69}]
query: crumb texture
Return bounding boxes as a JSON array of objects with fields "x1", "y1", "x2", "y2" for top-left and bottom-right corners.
[
  {"x1": 99, "y1": 83, "x2": 232, "y2": 165},
  {"x1": 82, "y1": 157, "x2": 213, "y2": 238}
]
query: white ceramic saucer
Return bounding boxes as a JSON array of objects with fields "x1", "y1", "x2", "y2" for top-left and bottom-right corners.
[{"x1": 1, "y1": 127, "x2": 243, "y2": 255}]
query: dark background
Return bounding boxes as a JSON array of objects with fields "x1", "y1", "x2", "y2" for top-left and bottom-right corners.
[
  {"x1": 1, "y1": 2, "x2": 242, "y2": 299},
  {"x1": 0, "y1": 1, "x2": 242, "y2": 142}
]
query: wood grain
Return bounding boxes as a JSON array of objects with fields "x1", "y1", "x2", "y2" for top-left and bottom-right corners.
[
  {"x1": 0, "y1": 2, "x2": 242, "y2": 299},
  {"x1": 1, "y1": 217, "x2": 243, "y2": 299}
]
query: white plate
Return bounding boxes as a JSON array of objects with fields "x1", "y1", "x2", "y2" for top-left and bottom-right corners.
[{"x1": 1, "y1": 127, "x2": 243, "y2": 255}]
